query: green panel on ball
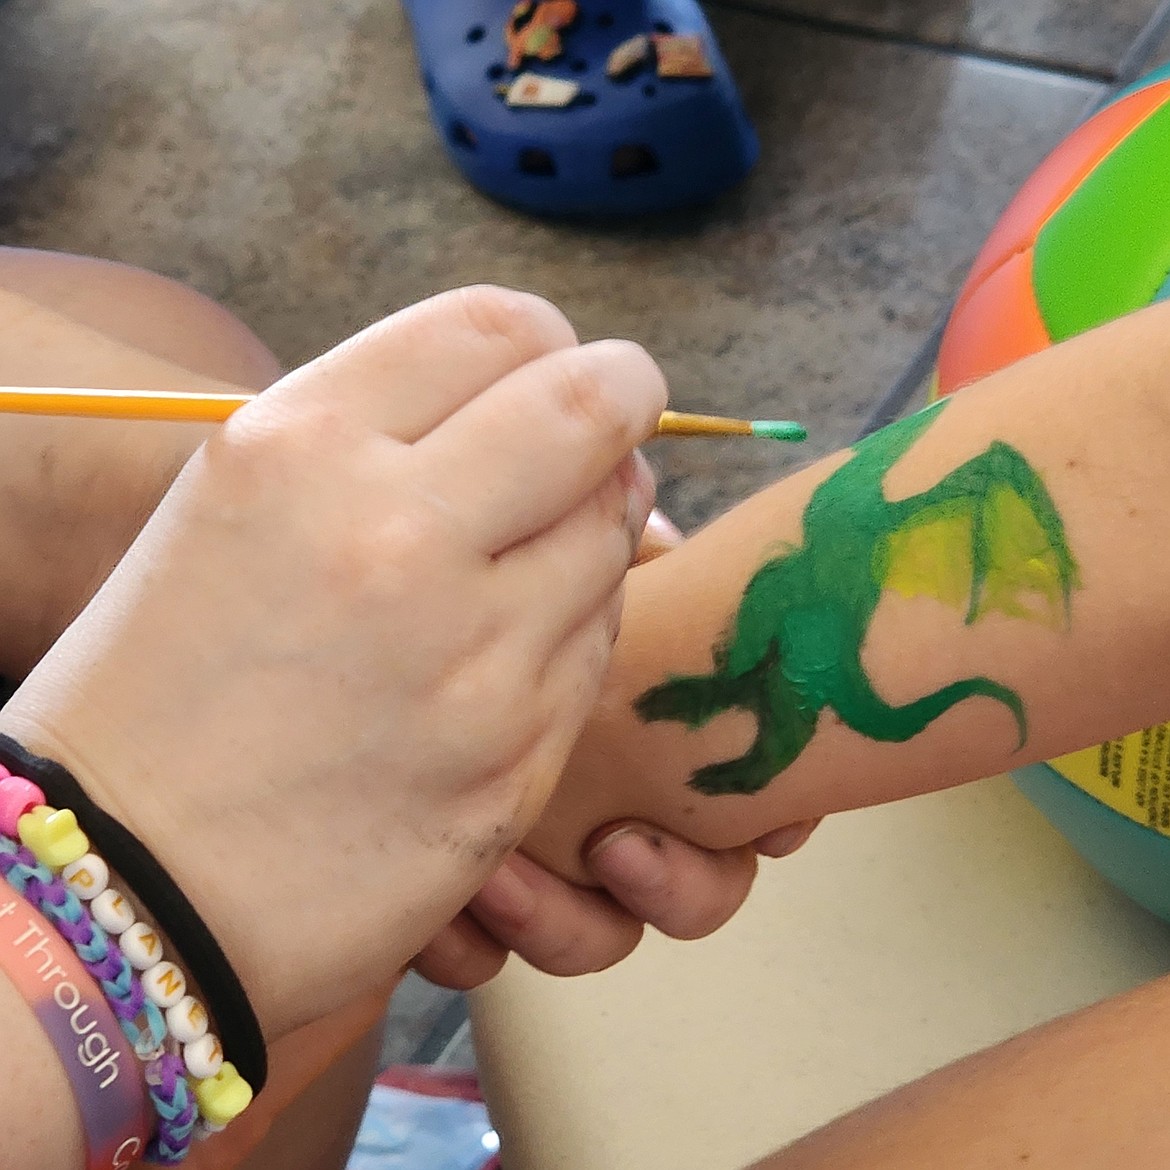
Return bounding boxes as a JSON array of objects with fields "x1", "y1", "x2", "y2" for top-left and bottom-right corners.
[{"x1": 1033, "y1": 101, "x2": 1170, "y2": 342}]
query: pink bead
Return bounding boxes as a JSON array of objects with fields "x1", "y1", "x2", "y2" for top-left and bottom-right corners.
[{"x1": 0, "y1": 776, "x2": 44, "y2": 838}]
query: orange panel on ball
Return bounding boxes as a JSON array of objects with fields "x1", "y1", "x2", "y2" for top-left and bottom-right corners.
[
  {"x1": 937, "y1": 248, "x2": 1051, "y2": 394},
  {"x1": 955, "y1": 80, "x2": 1170, "y2": 312}
]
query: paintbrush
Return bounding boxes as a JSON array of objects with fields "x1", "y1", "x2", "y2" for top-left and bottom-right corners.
[{"x1": 0, "y1": 387, "x2": 808, "y2": 442}]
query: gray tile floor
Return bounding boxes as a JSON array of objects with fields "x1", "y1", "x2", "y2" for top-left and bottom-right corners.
[{"x1": 2, "y1": 0, "x2": 1169, "y2": 1073}]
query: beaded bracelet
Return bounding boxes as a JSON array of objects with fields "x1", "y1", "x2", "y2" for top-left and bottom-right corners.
[
  {"x1": 0, "y1": 886, "x2": 152, "y2": 1170},
  {"x1": 0, "y1": 772, "x2": 254, "y2": 1161},
  {"x1": 0, "y1": 734, "x2": 267, "y2": 1094},
  {"x1": 0, "y1": 770, "x2": 254, "y2": 1092}
]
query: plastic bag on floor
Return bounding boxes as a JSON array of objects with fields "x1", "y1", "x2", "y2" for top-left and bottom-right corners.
[{"x1": 347, "y1": 1067, "x2": 500, "y2": 1170}]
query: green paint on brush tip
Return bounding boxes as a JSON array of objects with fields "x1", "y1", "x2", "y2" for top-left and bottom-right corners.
[{"x1": 751, "y1": 420, "x2": 808, "y2": 442}]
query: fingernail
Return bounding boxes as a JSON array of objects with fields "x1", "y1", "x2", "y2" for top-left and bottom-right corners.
[
  {"x1": 588, "y1": 827, "x2": 670, "y2": 895},
  {"x1": 755, "y1": 819, "x2": 821, "y2": 859},
  {"x1": 644, "y1": 508, "x2": 682, "y2": 545},
  {"x1": 469, "y1": 860, "x2": 537, "y2": 927}
]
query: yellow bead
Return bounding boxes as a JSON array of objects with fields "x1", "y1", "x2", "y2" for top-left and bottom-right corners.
[
  {"x1": 194, "y1": 1062, "x2": 253, "y2": 1126},
  {"x1": 18, "y1": 806, "x2": 89, "y2": 870}
]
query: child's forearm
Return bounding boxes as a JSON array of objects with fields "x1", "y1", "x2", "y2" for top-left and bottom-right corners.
[{"x1": 529, "y1": 300, "x2": 1170, "y2": 879}]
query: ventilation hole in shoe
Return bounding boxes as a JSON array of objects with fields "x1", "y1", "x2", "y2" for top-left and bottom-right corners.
[
  {"x1": 596, "y1": 12, "x2": 615, "y2": 27},
  {"x1": 653, "y1": 20, "x2": 674, "y2": 33},
  {"x1": 642, "y1": 83, "x2": 657, "y2": 97},
  {"x1": 449, "y1": 122, "x2": 478, "y2": 150},
  {"x1": 575, "y1": 91, "x2": 597, "y2": 106},
  {"x1": 486, "y1": 62, "x2": 507, "y2": 80},
  {"x1": 570, "y1": 58, "x2": 588, "y2": 72},
  {"x1": 518, "y1": 147, "x2": 557, "y2": 176},
  {"x1": 611, "y1": 144, "x2": 659, "y2": 178},
  {"x1": 466, "y1": 24, "x2": 487, "y2": 42}
]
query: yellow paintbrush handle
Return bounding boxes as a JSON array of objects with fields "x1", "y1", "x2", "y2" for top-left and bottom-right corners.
[{"x1": 0, "y1": 387, "x2": 253, "y2": 423}]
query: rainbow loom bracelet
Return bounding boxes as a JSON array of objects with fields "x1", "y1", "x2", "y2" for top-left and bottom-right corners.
[
  {"x1": 0, "y1": 831, "x2": 197, "y2": 1163},
  {"x1": 0, "y1": 773, "x2": 254, "y2": 1157}
]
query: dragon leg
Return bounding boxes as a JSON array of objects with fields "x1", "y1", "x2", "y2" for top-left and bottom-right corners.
[
  {"x1": 686, "y1": 667, "x2": 818, "y2": 795},
  {"x1": 634, "y1": 649, "x2": 776, "y2": 732},
  {"x1": 636, "y1": 642, "x2": 819, "y2": 796}
]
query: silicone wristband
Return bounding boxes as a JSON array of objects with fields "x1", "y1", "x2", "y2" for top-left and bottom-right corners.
[
  {"x1": 0, "y1": 891, "x2": 151, "y2": 1170},
  {"x1": 0, "y1": 833, "x2": 199, "y2": 1163}
]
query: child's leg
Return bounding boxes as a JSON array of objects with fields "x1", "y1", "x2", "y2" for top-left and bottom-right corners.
[
  {"x1": 0, "y1": 246, "x2": 282, "y2": 387},
  {"x1": 0, "y1": 248, "x2": 385, "y2": 1169},
  {"x1": 0, "y1": 254, "x2": 258, "y2": 676}
]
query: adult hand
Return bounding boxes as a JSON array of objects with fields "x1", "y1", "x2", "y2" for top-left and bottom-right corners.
[
  {"x1": 413, "y1": 508, "x2": 823, "y2": 989},
  {"x1": 413, "y1": 818, "x2": 823, "y2": 988},
  {"x1": 0, "y1": 285, "x2": 666, "y2": 1038}
]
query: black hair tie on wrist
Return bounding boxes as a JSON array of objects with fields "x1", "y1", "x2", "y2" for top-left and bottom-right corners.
[{"x1": 0, "y1": 733, "x2": 268, "y2": 1093}]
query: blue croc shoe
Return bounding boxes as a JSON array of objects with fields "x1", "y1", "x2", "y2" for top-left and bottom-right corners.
[{"x1": 402, "y1": 0, "x2": 760, "y2": 217}]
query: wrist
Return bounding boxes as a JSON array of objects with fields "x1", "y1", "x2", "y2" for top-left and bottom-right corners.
[
  {"x1": 0, "y1": 682, "x2": 432, "y2": 1045},
  {"x1": 0, "y1": 698, "x2": 287, "y2": 1047}
]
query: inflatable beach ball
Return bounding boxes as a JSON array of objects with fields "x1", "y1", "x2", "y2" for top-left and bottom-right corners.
[{"x1": 932, "y1": 63, "x2": 1170, "y2": 921}]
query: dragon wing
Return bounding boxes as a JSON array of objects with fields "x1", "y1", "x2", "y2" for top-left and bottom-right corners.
[{"x1": 879, "y1": 445, "x2": 1079, "y2": 630}]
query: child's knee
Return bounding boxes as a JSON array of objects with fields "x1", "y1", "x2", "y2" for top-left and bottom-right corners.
[{"x1": 0, "y1": 246, "x2": 282, "y2": 389}]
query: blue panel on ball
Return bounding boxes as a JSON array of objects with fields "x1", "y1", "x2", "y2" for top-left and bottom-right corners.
[{"x1": 1013, "y1": 763, "x2": 1170, "y2": 924}]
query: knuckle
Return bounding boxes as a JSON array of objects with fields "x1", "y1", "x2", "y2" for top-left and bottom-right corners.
[
  {"x1": 210, "y1": 397, "x2": 347, "y2": 485},
  {"x1": 660, "y1": 896, "x2": 737, "y2": 941},
  {"x1": 330, "y1": 509, "x2": 429, "y2": 602},
  {"x1": 552, "y1": 340, "x2": 669, "y2": 444},
  {"x1": 316, "y1": 475, "x2": 457, "y2": 615},
  {"x1": 454, "y1": 284, "x2": 577, "y2": 363},
  {"x1": 414, "y1": 944, "x2": 507, "y2": 992},
  {"x1": 658, "y1": 855, "x2": 757, "y2": 941},
  {"x1": 541, "y1": 923, "x2": 643, "y2": 977},
  {"x1": 596, "y1": 338, "x2": 669, "y2": 416},
  {"x1": 551, "y1": 350, "x2": 629, "y2": 443}
]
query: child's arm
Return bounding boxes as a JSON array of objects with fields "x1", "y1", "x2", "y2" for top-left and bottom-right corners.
[{"x1": 524, "y1": 298, "x2": 1170, "y2": 881}]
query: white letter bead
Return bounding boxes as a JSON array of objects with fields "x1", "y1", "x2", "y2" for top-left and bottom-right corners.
[
  {"x1": 142, "y1": 961, "x2": 187, "y2": 1008},
  {"x1": 184, "y1": 1033, "x2": 224, "y2": 1080},
  {"x1": 91, "y1": 889, "x2": 136, "y2": 935},
  {"x1": 166, "y1": 996, "x2": 209, "y2": 1044},
  {"x1": 62, "y1": 854, "x2": 109, "y2": 901},
  {"x1": 119, "y1": 922, "x2": 165, "y2": 970}
]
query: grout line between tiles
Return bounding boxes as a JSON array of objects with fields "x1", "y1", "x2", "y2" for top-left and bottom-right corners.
[
  {"x1": 1115, "y1": 0, "x2": 1170, "y2": 83},
  {"x1": 408, "y1": 992, "x2": 472, "y2": 1065},
  {"x1": 433, "y1": 1019, "x2": 473, "y2": 1068},
  {"x1": 706, "y1": 0, "x2": 1115, "y2": 83}
]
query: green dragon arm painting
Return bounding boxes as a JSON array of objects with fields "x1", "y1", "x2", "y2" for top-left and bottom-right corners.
[{"x1": 635, "y1": 399, "x2": 1080, "y2": 796}]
